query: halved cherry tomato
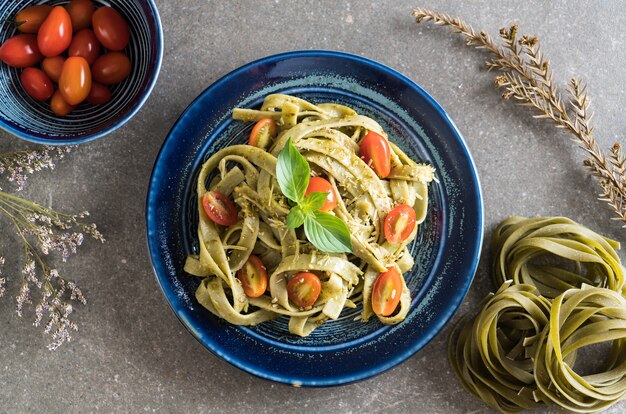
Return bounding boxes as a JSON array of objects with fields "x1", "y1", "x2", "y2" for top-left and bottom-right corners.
[
  {"x1": 236, "y1": 255, "x2": 268, "y2": 298},
  {"x1": 50, "y1": 90, "x2": 75, "y2": 116},
  {"x1": 287, "y1": 272, "x2": 322, "y2": 308},
  {"x1": 0, "y1": 34, "x2": 43, "y2": 68},
  {"x1": 359, "y1": 131, "x2": 392, "y2": 178},
  {"x1": 42, "y1": 56, "x2": 65, "y2": 83},
  {"x1": 38, "y1": 6, "x2": 73, "y2": 57},
  {"x1": 68, "y1": 29, "x2": 100, "y2": 65},
  {"x1": 65, "y1": 0, "x2": 94, "y2": 32},
  {"x1": 59, "y1": 56, "x2": 91, "y2": 105},
  {"x1": 371, "y1": 267, "x2": 402, "y2": 316},
  {"x1": 383, "y1": 204, "x2": 417, "y2": 243},
  {"x1": 86, "y1": 82, "x2": 111, "y2": 105},
  {"x1": 202, "y1": 190, "x2": 238, "y2": 226},
  {"x1": 305, "y1": 177, "x2": 338, "y2": 212},
  {"x1": 91, "y1": 52, "x2": 131, "y2": 85},
  {"x1": 15, "y1": 5, "x2": 52, "y2": 34},
  {"x1": 20, "y1": 68, "x2": 53, "y2": 101},
  {"x1": 248, "y1": 118, "x2": 277, "y2": 149},
  {"x1": 92, "y1": 7, "x2": 129, "y2": 51}
]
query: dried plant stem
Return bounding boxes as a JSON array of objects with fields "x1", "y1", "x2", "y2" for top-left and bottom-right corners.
[{"x1": 413, "y1": 8, "x2": 626, "y2": 227}]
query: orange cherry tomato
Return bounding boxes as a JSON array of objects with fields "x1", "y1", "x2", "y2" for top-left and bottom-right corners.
[
  {"x1": 59, "y1": 56, "x2": 91, "y2": 105},
  {"x1": 202, "y1": 190, "x2": 238, "y2": 226},
  {"x1": 248, "y1": 118, "x2": 277, "y2": 149},
  {"x1": 383, "y1": 204, "x2": 417, "y2": 243},
  {"x1": 38, "y1": 6, "x2": 73, "y2": 57},
  {"x1": 92, "y1": 7, "x2": 129, "y2": 51},
  {"x1": 86, "y1": 82, "x2": 111, "y2": 105},
  {"x1": 305, "y1": 177, "x2": 338, "y2": 212},
  {"x1": 0, "y1": 34, "x2": 43, "y2": 68},
  {"x1": 50, "y1": 90, "x2": 75, "y2": 116},
  {"x1": 287, "y1": 272, "x2": 322, "y2": 308},
  {"x1": 359, "y1": 131, "x2": 392, "y2": 178},
  {"x1": 15, "y1": 5, "x2": 52, "y2": 34},
  {"x1": 68, "y1": 29, "x2": 100, "y2": 65},
  {"x1": 20, "y1": 68, "x2": 53, "y2": 101},
  {"x1": 65, "y1": 0, "x2": 94, "y2": 32},
  {"x1": 236, "y1": 255, "x2": 268, "y2": 298},
  {"x1": 371, "y1": 267, "x2": 403, "y2": 317},
  {"x1": 91, "y1": 52, "x2": 131, "y2": 85},
  {"x1": 41, "y1": 56, "x2": 65, "y2": 83}
]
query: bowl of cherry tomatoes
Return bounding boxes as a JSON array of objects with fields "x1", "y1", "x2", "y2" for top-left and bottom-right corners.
[{"x1": 0, "y1": 0, "x2": 163, "y2": 144}]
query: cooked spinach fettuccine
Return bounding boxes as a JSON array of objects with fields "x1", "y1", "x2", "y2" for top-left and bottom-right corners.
[
  {"x1": 450, "y1": 216, "x2": 626, "y2": 413},
  {"x1": 185, "y1": 94, "x2": 435, "y2": 336}
]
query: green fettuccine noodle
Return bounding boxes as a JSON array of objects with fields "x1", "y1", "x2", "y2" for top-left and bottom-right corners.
[
  {"x1": 185, "y1": 94, "x2": 435, "y2": 336},
  {"x1": 450, "y1": 216, "x2": 626, "y2": 413}
]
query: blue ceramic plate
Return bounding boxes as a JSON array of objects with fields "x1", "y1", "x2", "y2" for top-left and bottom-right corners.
[{"x1": 146, "y1": 50, "x2": 483, "y2": 387}]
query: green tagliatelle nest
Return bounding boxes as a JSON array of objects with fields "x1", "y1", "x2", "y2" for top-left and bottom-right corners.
[{"x1": 450, "y1": 216, "x2": 626, "y2": 413}]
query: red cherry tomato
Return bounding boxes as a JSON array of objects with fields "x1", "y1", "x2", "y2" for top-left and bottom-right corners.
[
  {"x1": 236, "y1": 255, "x2": 268, "y2": 298},
  {"x1": 371, "y1": 267, "x2": 402, "y2": 316},
  {"x1": 248, "y1": 118, "x2": 277, "y2": 149},
  {"x1": 65, "y1": 0, "x2": 94, "y2": 32},
  {"x1": 68, "y1": 29, "x2": 100, "y2": 65},
  {"x1": 86, "y1": 82, "x2": 111, "y2": 105},
  {"x1": 91, "y1": 52, "x2": 131, "y2": 85},
  {"x1": 15, "y1": 5, "x2": 52, "y2": 34},
  {"x1": 50, "y1": 90, "x2": 75, "y2": 116},
  {"x1": 0, "y1": 34, "x2": 43, "y2": 68},
  {"x1": 305, "y1": 177, "x2": 338, "y2": 212},
  {"x1": 20, "y1": 68, "x2": 54, "y2": 101},
  {"x1": 383, "y1": 204, "x2": 417, "y2": 243},
  {"x1": 287, "y1": 272, "x2": 322, "y2": 308},
  {"x1": 92, "y1": 7, "x2": 129, "y2": 51},
  {"x1": 202, "y1": 191, "x2": 238, "y2": 226},
  {"x1": 359, "y1": 131, "x2": 392, "y2": 178},
  {"x1": 41, "y1": 56, "x2": 65, "y2": 83},
  {"x1": 59, "y1": 57, "x2": 91, "y2": 105},
  {"x1": 38, "y1": 6, "x2": 73, "y2": 57}
]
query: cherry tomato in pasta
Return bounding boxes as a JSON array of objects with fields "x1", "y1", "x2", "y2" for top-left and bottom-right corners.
[
  {"x1": 14, "y1": 5, "x2": 52, "y2": 34},
  {"x1": 359, "y1": 131, "x2": 392, "y2": 179},
  {"x1": 202, "y1": 190, "x2": 238, "y2": 226},
  {"x1": 287, "y1": 272, "x2": 322, "y2": 308},
  {"x1": 371, "y1": 267, "x2": 402, "y2": 317},
  {"x1": 237, "y1": 255, "x2": 268, "y2": 298},
  {"x1": 383, "y1": 204, "x2": 417, "y2": 243},
  {"x1": 37, "y1": 6, "x2": 73, "y2": 57},
  {"x1": 305, "y1": 177, "x2": 338, "y2": 212},
  {"x1": 248, "y1": 118, "x2": 277, "y2": 149},
  {"x1": 20, "y1": 68, "x2": 53, "y2": 101}
]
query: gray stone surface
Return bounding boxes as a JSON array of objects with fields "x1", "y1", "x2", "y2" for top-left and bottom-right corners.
[{"x1": 1, "y1": 0, "x2": 625, "y2": 412}]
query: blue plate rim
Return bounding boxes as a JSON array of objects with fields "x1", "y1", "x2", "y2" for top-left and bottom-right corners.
[
  {"x1": 0, "y1": 0, "x2": 164, "y2": 146},
  {"x1": 146, "y1": 49, "x2": 484, "y2": 387}
]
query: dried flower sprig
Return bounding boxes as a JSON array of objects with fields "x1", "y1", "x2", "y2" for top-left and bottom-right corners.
[
  {"x1": 0, "y1": 146, "x2": 71, "y2": 191},
  {"x1": 412, "y1": 8, "x2": 626, "y2": 228},
  {"x1": 0, "y1": 145, "x2": 104, "y2": 349}
]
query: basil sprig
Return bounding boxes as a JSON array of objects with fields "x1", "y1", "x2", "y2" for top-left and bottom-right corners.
[{"x1": 276, "y1": 138, "x2": 352, "y2": 254}]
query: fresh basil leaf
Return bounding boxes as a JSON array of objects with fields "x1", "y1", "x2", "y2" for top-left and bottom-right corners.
[
  {"x1": 303, "y1": 210, "x2": 352, "y2": 253},
  {"x1": 276, "y1": 138, "x2": 310, "y2": 203},
  {"x1": 300, "y1": 191, "x2": 327, "y2": 213},
  {"x1": 286, "y1": 206, "x2": 306, "y2": 229}
]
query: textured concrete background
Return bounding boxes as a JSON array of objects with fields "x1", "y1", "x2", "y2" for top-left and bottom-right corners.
[{"x1": 1, "y1": 0, "x2": 625, "y2": 413}]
